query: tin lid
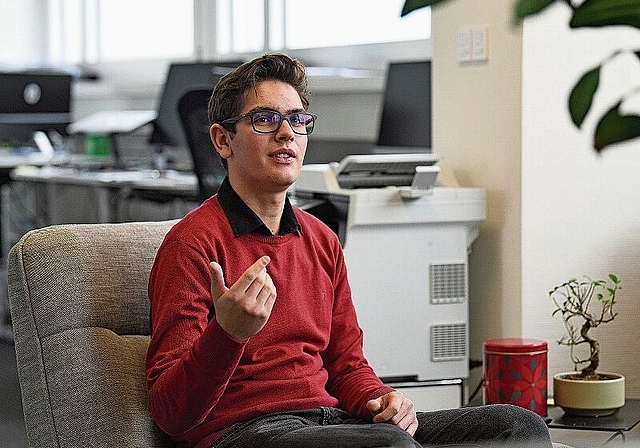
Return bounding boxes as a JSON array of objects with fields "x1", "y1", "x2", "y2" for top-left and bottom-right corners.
[{"x1": 484, "y1": 338, "x2": 547, "y2": 353}]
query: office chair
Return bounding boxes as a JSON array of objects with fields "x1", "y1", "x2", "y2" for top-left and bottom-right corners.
[{"x1": 178, "y1": 89, "x2": 225, "y2": 203}]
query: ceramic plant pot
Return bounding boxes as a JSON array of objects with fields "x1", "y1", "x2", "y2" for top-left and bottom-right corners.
[{"x1": 553, "y1": 372, "x2": 625, "y2": 417}]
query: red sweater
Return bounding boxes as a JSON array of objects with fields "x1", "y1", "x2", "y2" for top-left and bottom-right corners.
[{"x1": 146, "y1": 195, "x2": 392, "y2": 448}]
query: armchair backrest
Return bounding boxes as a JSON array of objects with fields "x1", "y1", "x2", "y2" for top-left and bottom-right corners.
[{"x1": 7, "y1": 221, "x2": 177, "y2": 448}]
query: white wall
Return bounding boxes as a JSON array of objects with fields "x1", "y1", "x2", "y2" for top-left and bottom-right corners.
[
  {"x1": 0, "y1": 0, "x2": 48, "y2": 66},
  {"x1": 521, "y1": 4, "x2": 640, "y2": 397},
  {"x1": 433, "y1": 0, "x2": 640, "y2": 398},
  {"x1": 431, "y1": 0, "x2": 524, "y2": 389}
]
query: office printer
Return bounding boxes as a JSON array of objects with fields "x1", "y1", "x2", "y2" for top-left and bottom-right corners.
[{"x1": 293, "y1": 153, "x2": 486, "y2": 410}]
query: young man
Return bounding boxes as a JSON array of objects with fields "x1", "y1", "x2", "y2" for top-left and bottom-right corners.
[{"x1": 146, "y1": 53, "x2": 553, "y2": 448}]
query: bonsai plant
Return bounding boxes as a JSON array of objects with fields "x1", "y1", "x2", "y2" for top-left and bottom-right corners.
[
  {"x1": 548, "y1": 274, "x2": 625, "y2": 416},
  {"x1": 401, "y1": 0, "x2": 640, "y2": 152},
  {"x1": 548, "y1": 274, "x2": 620, "y2": 379}
]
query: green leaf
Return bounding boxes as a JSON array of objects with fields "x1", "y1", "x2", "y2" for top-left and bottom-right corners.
[
  {"x1": 401, "y1": 0, "x2": 450, "y2": 17},
  {"x1": 609, "y1": 273, "x2": 620, "y2": 284},
  {"x1": 514, "y1": 0, "x2": 558, "y2": 20},
  {"x1": 593, "y1": 101, "x2": 640, "y2": 152},
  {"x1": 569, "y1": 67, "x2": 601, "y2": 128},
  {"x1": 570, "y1": 0, "x2": 640, "y2": 29}
]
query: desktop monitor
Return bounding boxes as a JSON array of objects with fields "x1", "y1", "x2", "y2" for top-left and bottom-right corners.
[
  {"x1": 149, "y1": 61, "x2": 241, "y2": 149},
  {"x1": 304, "y1": 60, "x2": 432, "y2": 165},
  {"x1": 376, "y1": 60, "x2": 431, "y2": 150},
  {"x1": 0, "y1": 72, "x2": 73, "y2": 146}
]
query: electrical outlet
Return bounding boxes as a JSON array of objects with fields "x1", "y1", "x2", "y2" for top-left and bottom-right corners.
[
  {"x1": 472, "y1": 26, "x2": 488, "y2": 61},
  {"x1": 456, "y1": 29, "x2": 472, "y2": 62}
]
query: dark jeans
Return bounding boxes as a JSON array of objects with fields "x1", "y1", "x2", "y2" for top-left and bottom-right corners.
[{"x1": 212, "y1": 404, "x2": 553, "y2": 448}]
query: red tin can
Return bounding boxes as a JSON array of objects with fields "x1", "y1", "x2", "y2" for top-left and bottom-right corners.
[{"x1": 483, "y1": 338, "x2": 548, "y2": 417}]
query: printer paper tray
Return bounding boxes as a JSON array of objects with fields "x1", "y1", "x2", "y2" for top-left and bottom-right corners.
[{"x1": 337, "y1": 173, "x2": 414, "y2": 189}]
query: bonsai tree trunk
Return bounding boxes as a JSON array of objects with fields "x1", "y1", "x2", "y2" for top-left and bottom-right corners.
[{"x1": 580, "y1": 320, "x2": 599, "y2": 378}]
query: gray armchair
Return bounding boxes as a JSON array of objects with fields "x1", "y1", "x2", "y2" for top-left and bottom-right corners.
[{"x1": 7, "y1": 221, "x2": 177, "y2": 448}]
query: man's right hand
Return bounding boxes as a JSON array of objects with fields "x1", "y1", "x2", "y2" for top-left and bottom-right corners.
[{"x1": 209, "y1": 256, "x2": 277, "y2": 342}]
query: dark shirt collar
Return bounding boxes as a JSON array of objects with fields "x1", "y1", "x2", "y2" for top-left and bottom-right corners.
[{"x1": 216, "y1": 177, "x2": 301, "y2": 237}]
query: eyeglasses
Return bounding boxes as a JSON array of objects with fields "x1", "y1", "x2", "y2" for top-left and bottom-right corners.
[{"x1": 221, "y1": 109, "x2": 317, "y2": 135}]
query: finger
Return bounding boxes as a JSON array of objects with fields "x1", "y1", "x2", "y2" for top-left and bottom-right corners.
[
  {"x1": 373, "y1": 408, "x2": 396, "y2": 423},
  {"x1": 394, "y1": 407, "x2": 416, "y2": 428},
  {"x1": 391, "y1": 401, "x2": 416, "y2": 433},
  {"x1": 406, "y1": 418, "x2": 418, "y2": 436},
  {"x1": 261, "y1": 273, "x2": 277, "y2": 308},
  {"x1": 243, "y1": 264, "x2": 272, "y2": 300},
  {"x1": 264, "y1": 290, "x2": 277, "y2": 311},
  {"x1": 231, "y1": 256, "x2": 271, "y2": 293},
  {"x1": 251, "y1": 271, "x2": 277, "y2": 306},
  {"x1": 366, "y1": 398, "x2": 383, "y2": 415},
  {"x1": 371, "y1": 398, "x2": 398, "y2": 423},
  {"x1": 259, "y1": 285, "x2": 277, "y2": 313},
  {"x1": 371, "y1": 393, "x2": 407, "y2": 424},
  {"x1": 209, "y1": 261, "x2": 228, "y2": 299}
]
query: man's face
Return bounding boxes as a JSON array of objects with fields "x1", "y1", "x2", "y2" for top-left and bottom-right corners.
[{"x1": 224, "y1": 79, "x2": 308, "y2": 195}]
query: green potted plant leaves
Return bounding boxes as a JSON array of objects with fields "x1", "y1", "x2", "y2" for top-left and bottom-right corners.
[
  {"x1": 548, "y1": 274, "x2": 625, "y2": 416},
  {"x1": 401, "y1": 0, "x2": 640, "y2": 152}
]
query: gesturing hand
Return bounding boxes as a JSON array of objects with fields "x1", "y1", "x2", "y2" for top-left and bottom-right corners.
[
  {"x1": 366, "y1": 391, "x2": 418, "y2": 436},
  {"x1": 209, "y1": 256, "x2": 277, "y2": 342}
]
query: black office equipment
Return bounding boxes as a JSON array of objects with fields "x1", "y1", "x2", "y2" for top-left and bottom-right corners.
[
  {"x1": 376, "y1": 60, "x2": 431, "y2": 150},
  {"x1": 178, "y1": 89, "x2": 226, "y2": 202},
  {"x1": 302, "y1": 60, "x2": 432, "y2": 165},
  {"x1": 333, "y1": 153, "x2": 438, "y2": 189},
  {"x1": 0, "y1": 72, "x2": 73, "y2": 146},
  {"x1": 149, "y1": 61, "x2": 241, "y2": 150}
]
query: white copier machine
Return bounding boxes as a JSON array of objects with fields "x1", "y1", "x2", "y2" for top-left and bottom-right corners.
[{"x1": 292, "y1": 153, "x2": 486, "y2": 411}]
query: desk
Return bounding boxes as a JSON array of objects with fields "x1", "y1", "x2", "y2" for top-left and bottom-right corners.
[
  {"x1": 0, "y1": 153, "x2": 54, "y2": 171},
  {"x1": 10, "y1": 165, "x2": 198, "y2": 223},
  {"x1": 1, "y1": 153, "x2": 58, "y2": 339},
  {"x1": 1, "y1": 153, "x2": 55, "y2": 257},
  {"x1": 2, "y1": 163, "x2": 197, "y2": 341}
]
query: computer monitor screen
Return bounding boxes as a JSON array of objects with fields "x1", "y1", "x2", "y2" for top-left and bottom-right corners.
[
  {"x1": 0, "y1": 72, "x2": 73, "y2": 146},
  {"x1": 376, "y1": 60, "x2": 431, "y2": 150},
  {"x1": 149, "y1": 61, "x2": 241, "y2": 149}
]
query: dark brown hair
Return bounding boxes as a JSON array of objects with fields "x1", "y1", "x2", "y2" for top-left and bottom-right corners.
[{"x1": 208, "y1": 53, "x2": 310, "y2": 128}]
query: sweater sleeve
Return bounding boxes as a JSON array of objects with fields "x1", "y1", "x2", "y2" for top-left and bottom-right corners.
[
  {"x1": 145, "y1": 239, "x2": 245, "y2": 436},
  {"x1": 321, "y1": 242, "x2": 395, "y2": 419}
]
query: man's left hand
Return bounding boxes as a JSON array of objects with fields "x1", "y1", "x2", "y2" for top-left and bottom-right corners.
[{"x1": 366, "y1": 391, "x2": 418, "y2": 436}]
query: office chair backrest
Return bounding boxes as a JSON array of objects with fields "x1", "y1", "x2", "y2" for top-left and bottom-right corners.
[{"x1": 178, "y1": 89, "x2": 225, "y2": 203}]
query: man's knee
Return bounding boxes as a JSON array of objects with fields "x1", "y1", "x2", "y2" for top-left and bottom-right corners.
[
  {"x1": 414, "y1": 404, "x2": 551, "y2": 447},
  {"x1": 488, "y1": 404, "x2": 551, "y2": 445},
  {"x1": 492, "y1": 404, "x2": 547, "y2": 429}
]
